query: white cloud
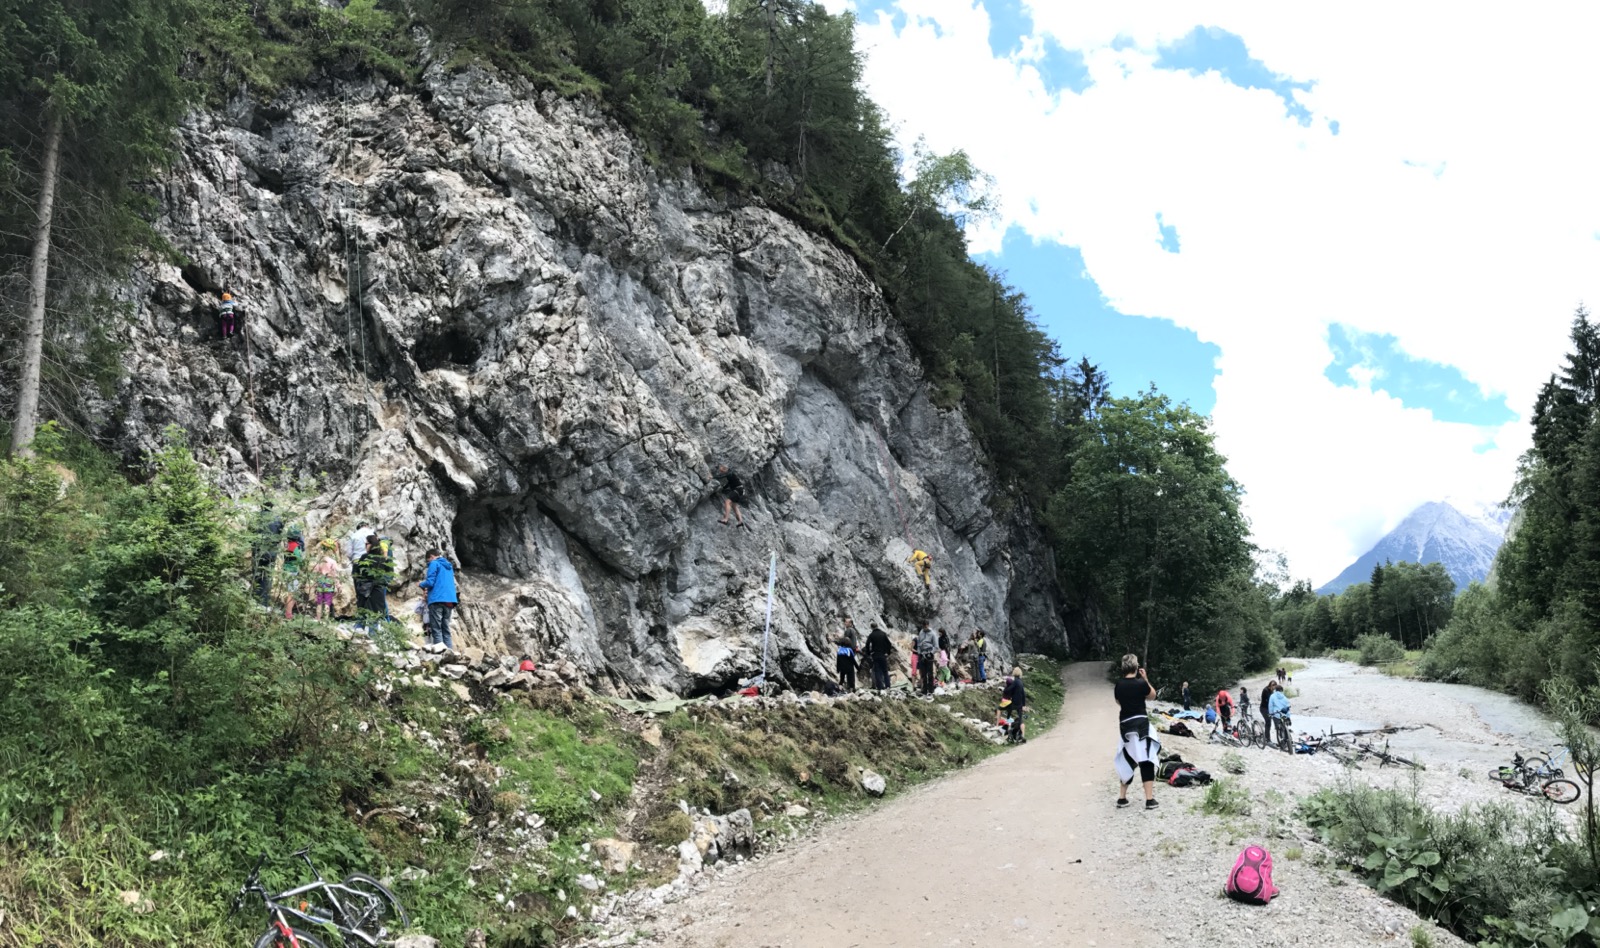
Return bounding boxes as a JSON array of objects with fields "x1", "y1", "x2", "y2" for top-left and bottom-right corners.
[{"x1": 844, "y1": 0, "x2": 1600, "y2": 584}]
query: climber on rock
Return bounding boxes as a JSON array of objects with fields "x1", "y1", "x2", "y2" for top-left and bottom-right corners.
[
  {"x1": 908, "y1": 548, "x2": 933, "y2": 588},
  {"x1": 218, "y1": 291, "x2": 238, "y2": 339},
  {"x1": 706, "y1": 463, "x2": 748, "y2": 528}
]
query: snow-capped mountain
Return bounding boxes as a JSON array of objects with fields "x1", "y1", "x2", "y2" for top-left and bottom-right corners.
[{"x1": 1318, "y1": 501, "x2": 1511, "y2": 595}]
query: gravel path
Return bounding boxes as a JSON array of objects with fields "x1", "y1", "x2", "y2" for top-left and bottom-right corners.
[{"x1": 582, "y1": 659, "x2": 1579, "y2": 947}]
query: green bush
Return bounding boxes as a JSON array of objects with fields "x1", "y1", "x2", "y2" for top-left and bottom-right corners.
[
  {"x1": 1356, "y1": 634, "x2": 1406, "y2": 666},
  {"x1": 1301, "y1": 783, "x2": 1596, "y2": 944},
  {"x1": 0, "y1": 431, "x2": 442, "y2": 942},
  {"x1": 1200, "y1": 777, "x2": 1252, "y2": 817}
]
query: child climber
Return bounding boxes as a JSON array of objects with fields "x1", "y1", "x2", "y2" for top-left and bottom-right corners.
[
  {"x1": 218, "y1": 292, "x2": 238, "y2": 339},
  {"x1": 311, "y1": 538, "x2": 341, "y2": 620}
]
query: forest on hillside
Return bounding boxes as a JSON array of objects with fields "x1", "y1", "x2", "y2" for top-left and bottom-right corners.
[{"x1": 0, "y1": 0, "x2": 1282, "y2": 689}]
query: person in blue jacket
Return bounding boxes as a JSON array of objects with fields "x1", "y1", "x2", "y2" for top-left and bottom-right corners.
[
  {"x1": 419, "y1": 547, "x2": 458, "y2": 651},
  {"x1": 1267, "y1": 683, "x2": 1292, "y2": 747}
]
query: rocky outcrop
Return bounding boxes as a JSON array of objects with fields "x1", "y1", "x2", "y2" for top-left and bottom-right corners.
[{"x1": 107, "y1": 63, "x2": 1064, "y2": 696}]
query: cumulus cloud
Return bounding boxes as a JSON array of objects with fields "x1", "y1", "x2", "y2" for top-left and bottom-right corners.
[{"x1": 842, "y1": 0, "x2": 1600, "y2": 583}]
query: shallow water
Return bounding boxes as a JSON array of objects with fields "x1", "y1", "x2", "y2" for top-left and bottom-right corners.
[{"x1": 1258, "y1": 658, "x2": 1570, "y2": 777}]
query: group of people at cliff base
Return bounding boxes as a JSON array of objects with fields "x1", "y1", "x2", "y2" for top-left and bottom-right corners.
[
  {"x1": 824, "y1": 615, "x2": 1027, "y2": 735},
  {"x1": 249, "y1": 502, "x2": 460, "y2": 649},
  {"x1": 826, "y1": 618, "x2": 991, "y2": 693}
]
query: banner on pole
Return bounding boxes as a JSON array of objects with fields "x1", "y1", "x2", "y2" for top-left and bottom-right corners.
[{"x1": 760, "y1": 550, "x2": 777, "y2": 684}]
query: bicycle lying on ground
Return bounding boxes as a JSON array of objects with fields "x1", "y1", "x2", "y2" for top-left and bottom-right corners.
[
  {"x1": 229, "y1": 849, "x2": 409, "y2": 948},
  {"x1": 1490, "y1": 752, "x2": 1582, "y2": 804}
]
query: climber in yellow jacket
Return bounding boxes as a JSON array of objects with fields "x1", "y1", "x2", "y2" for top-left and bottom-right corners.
[{"x1": 908, "y1": 549, "x2": 933, "y2": 588}]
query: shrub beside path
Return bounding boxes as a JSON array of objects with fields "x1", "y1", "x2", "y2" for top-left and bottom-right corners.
[{"x1": 601, "y1": 661, "x2": 1472, "y2": 948}]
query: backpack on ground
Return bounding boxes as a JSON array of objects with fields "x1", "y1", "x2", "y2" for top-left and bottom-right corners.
[
  {"x1": 1225, "y1": 845, "x2": 1279, "y2": 904},
  {"x1": 1168, "y1": 722, "x2": 1195, "y2": 738},
  {"x1": 1157, "y1": 759, "x2": 1187, "y2": 780},
  {"x1": 1167, "y1": 766, "x2": 1212, "y2": 787}
]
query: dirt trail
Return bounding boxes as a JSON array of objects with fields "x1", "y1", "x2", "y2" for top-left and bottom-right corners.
[{"x1": 637, "y1": 662, "x2": 1138, "y2": 948}]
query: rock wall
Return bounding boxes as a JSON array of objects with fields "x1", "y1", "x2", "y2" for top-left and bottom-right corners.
[{"x1": 107, "y1": 64, "x2": 1065, "y2": 697}]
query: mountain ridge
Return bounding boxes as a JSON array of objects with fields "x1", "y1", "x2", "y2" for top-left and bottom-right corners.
[{"x1": 1318, "y1": 500, "x2": 1509, "y2": 595}]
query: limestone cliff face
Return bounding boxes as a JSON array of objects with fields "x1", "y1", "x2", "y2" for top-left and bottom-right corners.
[{"x1": 110, "y1": 64, "x2": 1064, "y2": 696}]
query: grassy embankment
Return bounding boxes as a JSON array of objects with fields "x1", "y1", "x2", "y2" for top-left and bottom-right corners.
[
  {"x1": 1329, "y1": 649, "x2": 1424, "y2": 678},
  {"x1": 0, "y1": 429, "x2": 1065, "y2": 947}
]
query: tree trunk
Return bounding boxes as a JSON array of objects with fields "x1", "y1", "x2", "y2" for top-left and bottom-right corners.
[
  {"x1": 764, "y1": 0, "x2": 776, "y2": 99},
  {"x1": 9, "y1": 111, "x2": 63, "y2": 458}
]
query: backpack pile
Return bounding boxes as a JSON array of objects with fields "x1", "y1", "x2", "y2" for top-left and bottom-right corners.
[{"x1": 1157, "y1": 759, "x2": 1212, "y2": 787}]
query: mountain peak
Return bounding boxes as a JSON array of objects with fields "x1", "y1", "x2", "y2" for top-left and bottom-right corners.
[{"x1": 1317, "y1": 500, "x2": 1508, "y2": 595}]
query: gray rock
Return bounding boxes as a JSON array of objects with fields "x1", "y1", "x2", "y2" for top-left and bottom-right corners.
[
  {"x1": 96, "y1": 68, "x2": 1066, "y2": 696},
  {"x1": 861, "y1": 769, "x2": 887, "y2": 797}
]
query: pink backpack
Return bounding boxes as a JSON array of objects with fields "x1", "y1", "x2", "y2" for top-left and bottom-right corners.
[{"x1": 1225, "y1": 845, "x2": 1279, "y2": 904}]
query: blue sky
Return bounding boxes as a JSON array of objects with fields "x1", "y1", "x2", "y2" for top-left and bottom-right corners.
[
  {"x1": 842, "y1": 0, "x2": 1595, "y2": 584},
  {"x1": 1325, "y1": 324, "x2": 1516, "y2": 427},
  {"x1": 977, "y1": 227, "x2": 1220, "y2": 413}
]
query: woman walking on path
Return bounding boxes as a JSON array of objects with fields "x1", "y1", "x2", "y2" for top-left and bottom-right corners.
[{"x1": 1113, "y1": 654, "x2": 1160, "y2": 810}]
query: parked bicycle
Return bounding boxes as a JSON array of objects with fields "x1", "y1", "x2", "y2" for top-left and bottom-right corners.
[
  {"x1": 1270, "y1": 712, "x2": 1293, "y2": 752},
  {"x1": 1520, "y1": 744, "x2": 1591, "y2": 782},
  {"x1": 1490, "y1": 752, "x2": 1581, "y2": 804},
  {"x1": 229, "y1": 850, "x2": 409, "y2": 948}
]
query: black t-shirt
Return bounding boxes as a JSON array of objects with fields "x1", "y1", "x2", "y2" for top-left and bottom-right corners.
[
  {"x1": 1114, "y1": 677, "x2": 1150, "y2": 722},
  {"x1": 865, "y1": 628, "x2": 892, "y2": 657}
]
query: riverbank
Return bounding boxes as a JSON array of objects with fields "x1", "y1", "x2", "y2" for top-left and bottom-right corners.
[{"x1": 587, "y1": 658, "x2": 1600, "y2": 946}]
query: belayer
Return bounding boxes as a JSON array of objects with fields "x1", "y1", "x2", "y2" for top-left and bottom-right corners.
[{"x1": 832, "y1": 617, "x2": 859, "y2": 692}]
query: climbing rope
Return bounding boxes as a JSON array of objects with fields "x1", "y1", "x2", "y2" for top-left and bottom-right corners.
[{"x1": 871, "y1": 423, "x2": 915, "y2": 549}]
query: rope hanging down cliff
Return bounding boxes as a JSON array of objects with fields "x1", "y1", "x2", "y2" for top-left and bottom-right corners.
[{"x1": 872, "y1": 424, "x2": 933, "y2": 591}]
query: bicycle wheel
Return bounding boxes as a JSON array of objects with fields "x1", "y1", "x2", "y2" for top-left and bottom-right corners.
[
  {"x1": 1523, "y1": 756, "x2": 1548, "y2": 774},
  {"x1": 1238, "y1": 718, "x2": 1256, "y2": 747},
  {"x1": 339, "y1": 873, "x2": 410, "y2": 933},
  {"x1": 254, "y1": 927, "x2": 329, "y2": 948},
  {"x1": 1543, "y1": 779, "x2": 1582, "y2": 804}
]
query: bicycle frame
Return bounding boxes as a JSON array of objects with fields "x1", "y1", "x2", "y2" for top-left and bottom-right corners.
[{"x1": 233, "y1": 852, "x2": 389, "y2": 948}]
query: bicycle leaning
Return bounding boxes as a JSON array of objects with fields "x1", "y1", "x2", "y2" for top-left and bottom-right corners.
[{"x1": 229, "y1": 849, "x2": 410, "y2": 948}]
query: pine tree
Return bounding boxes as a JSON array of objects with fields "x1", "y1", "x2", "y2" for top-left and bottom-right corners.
[{"x1": 1, "y1": 0, "x2": 195, "y2": 455}]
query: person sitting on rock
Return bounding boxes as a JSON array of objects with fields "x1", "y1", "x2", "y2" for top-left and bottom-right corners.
[
  {"x1": 832, "y1": 617, "x2": 859, "y2": 692},
  {"x1": 908, "y1": 549, "x2": 933, "y2": 588},
  {"x1": 419, "y1": 547, "x2": 459, "y2": 651}
]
